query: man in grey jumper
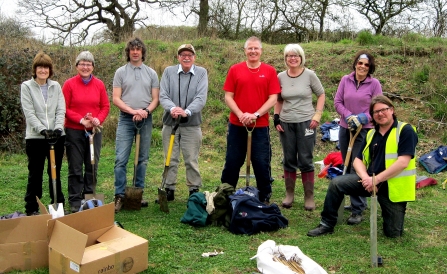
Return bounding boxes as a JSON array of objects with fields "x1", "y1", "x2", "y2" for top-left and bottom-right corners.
[{"x1": 159, "y1": 44, "x2": 208, "y2": 200}]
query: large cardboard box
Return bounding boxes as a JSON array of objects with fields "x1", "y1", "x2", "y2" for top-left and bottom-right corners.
[
  {"x1": 47, "y1": 203, "x2": 148, "y2": 274},
  {"x1": 0, "y1": 198, "x2": 51, "y2": 273}
]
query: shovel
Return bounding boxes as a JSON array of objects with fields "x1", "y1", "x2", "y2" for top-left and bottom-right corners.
[
  {"x1": 124, "y1": 120, "x2": 145, "y2": 210},
  {"x1": 245, "y1": 124, "x2": 254, "y2": 187},
  {"x1": 84, "y1": 128, "x2": 105, "y2": 204},
  {"x1": 158, "y1": 118, "x2": 180, "y2": 213},
  {"x1": 337, "y1": 124, "x2": 362, "y2": 224},
  {"x1": 48, "y1": 137, "x2": 64, "y2": 218}
]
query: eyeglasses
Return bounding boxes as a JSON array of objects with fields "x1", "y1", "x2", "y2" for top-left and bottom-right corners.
[
  {"x1": 246, "y1": 47, "x2": 261, "y2": 51},
  {"x1": 78, "y1": 63, "x2": 93, "y2": 67},
  {"x1": 179, "y1": 54, "x2": 194, "y2": 58},
  {"x1": 357, "y1": 61, "x2": 370, "y2": 67},
  {"x1": 36, "y1": 66, "x2": 49, "y2": 70},
  {"x1": 373, "y1": 107, "x2": 390, "y2": 115},
  {"x1": 286, "y1": 55, "x2": 300, "y2": 59}
]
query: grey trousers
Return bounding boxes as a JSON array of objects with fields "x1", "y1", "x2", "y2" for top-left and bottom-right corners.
[{"x1": 162, "y1": 125, "x2": 202, "y2": 191}]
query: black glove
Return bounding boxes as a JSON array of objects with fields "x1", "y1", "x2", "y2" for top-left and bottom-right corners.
[
  {"x1": 273, "y1": 114, "x2": 280, "y2": 127},
  {"x1": 40, "y1": 129, "x2": 54, "y2": 139},
  {"x1": 53, "y1": 129, "x2": 63, "y2": 138},
  {"x1": 180, "y1": 116, "x2": 189, "y2": 123}
]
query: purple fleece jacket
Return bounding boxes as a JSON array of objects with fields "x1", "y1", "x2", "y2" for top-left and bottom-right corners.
[{"x1": 334, "y1": 71, "x2": 382, "y2": 129}]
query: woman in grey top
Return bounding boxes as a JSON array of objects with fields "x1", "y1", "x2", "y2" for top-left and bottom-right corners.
[
  {"x1": 274, "y1": 44, "x2": 325, "y2": 210},
  {"x1": 20, "y1": 51, "x2": 66, "y2": 215}
]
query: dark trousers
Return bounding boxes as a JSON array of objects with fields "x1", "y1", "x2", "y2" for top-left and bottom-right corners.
[
  {"x1": 221, "y1": 123, "x2": 273, "y2": 202},
  {"x1": 339, "y1": 127, "x2": 368, "y2": 214},
  {"x1": 279, "y1": 120, "x2": 315, "y2": 173},
  {"x1": 321, "y1": 174, "x2": 408, "y2": 237},
  {"x1": 24, "y1": 137, "x2": 65, "y2": 214},
  {"x1": 65, "y1": 128, "x2": 102, "y2": 209}
]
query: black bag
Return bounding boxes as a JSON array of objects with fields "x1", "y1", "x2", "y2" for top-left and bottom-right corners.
[{"x1": 228, "y1": 194, "x2": 288, "y2": 235}]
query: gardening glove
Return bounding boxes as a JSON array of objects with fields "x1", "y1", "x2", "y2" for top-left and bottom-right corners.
[
  {"x1": 273, "y1": 114, "x2": 280, "y2": 127},
  {"x1": 347, "y1": 116, "x2": 361, "y2": 131},
  {"x1": 53, "y1": 129, "x2": 63, "y2": 139},
  {"x1": 40, "y1": 129, "x2": 53, "y2": 139},
  {"x1": 356, "y1": 113, "x2": 369, "y2": 125},
  {"x1": 312, "y1": 110, "x2": 323, "y2": 123}
]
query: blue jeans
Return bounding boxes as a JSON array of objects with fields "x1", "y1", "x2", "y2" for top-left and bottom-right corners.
[
  {"x1": 339, "y1": 127, "x2": 368, "y2": 214},
  {"x1": 114, "y1": 112, "x2": 152, "y2": 196},
  {"x1": 221, "y1": 123, "x2": 273, "y2": 202},
  {"x1": 320, "y1": 174, "x2": 408, "y2": 237}
]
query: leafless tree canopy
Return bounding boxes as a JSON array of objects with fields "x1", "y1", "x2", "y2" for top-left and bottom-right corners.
[
  {"x1": 14, "y1": 0, "x2": 447, "y2": 44},
  {"x1": 17, "y1": 0, "x2": 187, "y2": 44},
  {"x1": 352, "y1": 0, "x2": 423, "y2": 35}
]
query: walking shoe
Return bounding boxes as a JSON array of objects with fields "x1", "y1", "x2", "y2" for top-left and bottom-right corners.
[
  {"x1": 189, "y1": 189, "x2": 199, "y2": 197},
  {"x1": 114, "y1": 195, "x2": 124, "y2": 213},
  {"x1": 307, "y1": 224, "x2": 334, "y2": 237},
  {"x1": 166, "y1": 188, "x2": 175, "y2": 201},
  {"x1": 141, "y1": 200, "x2": 149, "y2": 207},
  {"x1": 347, "y1": 213, "x2": 363, "y2": 225}
]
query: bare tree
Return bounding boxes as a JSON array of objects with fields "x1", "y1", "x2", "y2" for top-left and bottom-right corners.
[
  {"x1": 352, "y1": 0, "x2": 423, "y2": 35},
  {"x1": 187, "y1": 0, "x2": 209, "y2": 36},
  {"x1": 275, "y1": 0, "x2": 314, "y2": 41},
  {"x1": 17, "y1": 0, "x2": 187, "y2": 44},
  {"x1": 425, "y1": 0, "x2": 447, "y2": 36}
]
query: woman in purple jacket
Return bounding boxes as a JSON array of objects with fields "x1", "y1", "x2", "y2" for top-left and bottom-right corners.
[{"x1": 334, "y1": 50, "x2": 382, "y2": 225}]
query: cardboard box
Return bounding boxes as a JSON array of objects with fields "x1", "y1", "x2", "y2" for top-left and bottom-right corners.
[
  {"x1": 0, "y1": 198, "x2": 51, "y2": 273},
  {"x1": 47, "y1": 203, "x2": 148, "y2": 274}
]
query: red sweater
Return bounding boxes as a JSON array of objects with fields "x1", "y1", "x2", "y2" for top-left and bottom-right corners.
[{"x1": 62, "y1": 74, "x2": 110, "y2": 130}]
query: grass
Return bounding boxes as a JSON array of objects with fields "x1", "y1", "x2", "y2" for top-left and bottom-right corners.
[
  {"x1": 2, "y1": 33, "x2": 447, "y2": 273},
  {"x1": 1, "y1": 127, "x2": 447, "y2": 274}
]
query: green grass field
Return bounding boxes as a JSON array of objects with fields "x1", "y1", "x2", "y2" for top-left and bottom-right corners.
[{"x1": 1, "y1": 127, "x2": 446, "y2": 274}]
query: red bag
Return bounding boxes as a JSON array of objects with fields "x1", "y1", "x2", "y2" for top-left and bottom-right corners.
[{"x1": 416, "y1": 178, "x2": 437, "y2": 189}]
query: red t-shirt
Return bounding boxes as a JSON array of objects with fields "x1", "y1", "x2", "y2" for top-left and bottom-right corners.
[{"x1": 223, "y1": 62, "x2": 280, "y2": 127}]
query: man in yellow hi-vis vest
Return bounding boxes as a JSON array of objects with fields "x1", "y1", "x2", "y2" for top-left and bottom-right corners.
[{"x1": 308, "y1": 95, "x2": 418, "y2": 238}]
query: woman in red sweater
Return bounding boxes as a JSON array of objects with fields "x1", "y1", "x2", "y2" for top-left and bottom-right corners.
[{"x1": 62, "y1": 51, "x2": 110, "y2": 213}]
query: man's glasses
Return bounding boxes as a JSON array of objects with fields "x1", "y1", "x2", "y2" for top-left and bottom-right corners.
[
  {"x1": 286, "y1": 55, "x2": 300, "y2": 59},
  {"x1": 179, "y1": 54, "x2": 194, "y2": 58},
  {"x1": 78, "y1": 63, "x2": 93, "y2": 67},
  {"x1": 373, "y1": 107, "x2": 390, "y2": 115},
  {"x1": 357, "y1": 61, "x2": 370, "y2": 67}
]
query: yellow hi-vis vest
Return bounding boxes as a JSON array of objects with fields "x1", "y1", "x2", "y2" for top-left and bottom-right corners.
[{"x1": 363, "y1": 121, "x2": 416, "y2": 202}]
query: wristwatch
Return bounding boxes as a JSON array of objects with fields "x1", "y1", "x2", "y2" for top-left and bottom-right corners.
[
  {"x1": 145, "y1": 108, "x2": 151, "y2": 115},
  {"x1": 254, "y1": 112, "x2": 260, "y2": 119}
]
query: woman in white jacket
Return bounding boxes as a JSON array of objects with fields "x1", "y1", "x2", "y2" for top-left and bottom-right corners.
[{"x1": 20, "y1": 51, "x2": 66, "y2": 216}]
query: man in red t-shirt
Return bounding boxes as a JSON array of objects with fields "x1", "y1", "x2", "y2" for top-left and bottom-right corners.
[{"x1": 220, "y1": 36, "x2": 281, "y2": 204}]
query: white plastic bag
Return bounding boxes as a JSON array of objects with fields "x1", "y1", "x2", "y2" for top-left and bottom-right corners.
[{"x1": 250, "y1": 240, "x2": 327, "y2": 274}]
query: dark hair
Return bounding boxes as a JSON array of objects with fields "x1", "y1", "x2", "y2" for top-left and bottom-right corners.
[
  {"x1": 125, "y1": 37, "x2": 146, "y2": 62},
  {"x1": 369, "y1": 95, "x2": 397, "y2": 125},
  {"x1": 352, "y1": 50, "x2": 376, "y2": 74},
  {"x1": 32, "y1": 51, "x2": 54, "y2": 79}
]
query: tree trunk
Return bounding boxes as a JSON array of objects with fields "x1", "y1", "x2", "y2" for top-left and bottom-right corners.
[{"x1": 197, "y1": 0, "x2": 209, "y2": 36}]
